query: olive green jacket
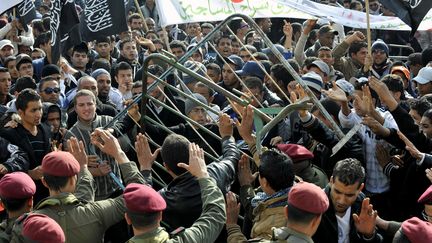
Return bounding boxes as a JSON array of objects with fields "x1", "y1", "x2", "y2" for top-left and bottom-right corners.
[
  {"x1": 226, "y1": 225, "x2": 314, "y2": 243},
  {"x1": 31, "y1": 162, "x2": 145, "y2": 243},
  {"x1": 127, "y1": 177, "x2": 226, "y2": 243},
  {"x1": 0, "y1": 217, "x2": 16, "y2": 243}
]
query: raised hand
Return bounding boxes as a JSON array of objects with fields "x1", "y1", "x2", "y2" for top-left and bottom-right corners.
[
  {"x1": 238, "y1": 154, "x2": 258, "y2": 186},
  {"x1": 353, "y1": 198, "x2": 378, "y2": 238},
  {"x1": 303, "y1": 19, "x2": 318, "y2": 35},
  {"x1": 218, "y1": 113, "x2": 234, "y2": 138},
  {"x1": 375, "y1": 143, "x2": 391, "y2": 168},
  {"x1": 91, "y1": 128, "x2": 126, "y2": 162},
  {"x1": 178, "y1": 143, "x2": 208, "y2": 178},
  {"x1": 135, "y1": 133, "x2": 160, "y2": 171},
  {"x1": 68, "y1": 137, "x2": 87, "y2": 167},
  {"x1": 322, "y1": 81, "x2": 348, "y2": 102},
  {"x1": 346, "y1": 31, "x2": 365, "y2": 44},
  {"x1": 225, "y1": 191, "x2": 240, "y2": 225},
  {"x1": 235, "y1": 105, "x2": 255, "y2": 144}
]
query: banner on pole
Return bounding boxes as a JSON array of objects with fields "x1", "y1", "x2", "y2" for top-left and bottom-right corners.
[{"x1": 156, "y1": 0, "x2": 432, "y2": 32}]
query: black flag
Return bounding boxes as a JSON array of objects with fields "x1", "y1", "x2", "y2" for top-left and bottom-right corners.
[
  {"x1": 49, "y1": 0, "x2": 81, "y2": 65},
  {"x1": 80, "y1": 0, "x2": 128, "y2": 41},
  {"x1": 379, "y1": 0, "x2": 432, "y2": 36},
  {"x1": 17, "y1": 0, "x2": 36, "y2": 31}
]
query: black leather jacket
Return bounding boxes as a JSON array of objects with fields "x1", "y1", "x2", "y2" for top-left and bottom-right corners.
[
  {"x1": 156, "y1": 136, "x2": 240, "y2": 231},
  {"x1": 313, "y1": 186, "x2": 383, "y2": 243}
]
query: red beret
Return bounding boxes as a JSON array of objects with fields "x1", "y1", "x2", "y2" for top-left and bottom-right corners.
[
  {"x1": 124, "y1": 183, "x2": 166, "y2": 213},
  {"x1": 0, "y1": 172, "x2": 36, "y2": 199},
  {"x1": 418, "y1": 185, "x2": 432, "y2": 204},
  {"x1": 23, "y1": 213, "x2": 65, "y2": 243},
  {"x1": 41, "y1": 151, "x2": 80, "y2": 177},
  {"x1": 288, "y1": 181, "x2": 329, "y2": 214},
  {"x1": 277, "y1": 144, "x2": 314, "y2": 162},
  {"x1": 401, "y1": 217, "x2": 432, "y2": 243}
]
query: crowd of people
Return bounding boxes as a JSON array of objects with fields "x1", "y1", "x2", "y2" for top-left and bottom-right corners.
[{"x1": 0, "y1": 0, "x2": 431, "y2": 242}]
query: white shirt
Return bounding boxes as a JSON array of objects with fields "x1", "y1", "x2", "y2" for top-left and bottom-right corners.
[{"x1": 336, "y1": 207, "x2": 351, "y2": 243}]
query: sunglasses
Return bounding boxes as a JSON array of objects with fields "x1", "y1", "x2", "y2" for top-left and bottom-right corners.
[{"x1": 43, "y1": 87, "x2": 60, "y2": 94}]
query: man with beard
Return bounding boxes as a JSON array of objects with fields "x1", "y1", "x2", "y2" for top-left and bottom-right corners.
[{"x1": 92, "y1": 68, "x2": 123, "y2": 110}]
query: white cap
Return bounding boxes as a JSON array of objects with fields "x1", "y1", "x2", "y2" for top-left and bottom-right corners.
[
  {"x1": 0, "y1": 39, "x2": 13, "y2": 50},
  {"x1": 413, "y1": 67, "x2": 432, "y2": 85}
]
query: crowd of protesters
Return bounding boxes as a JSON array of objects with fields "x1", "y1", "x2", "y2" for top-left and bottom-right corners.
[{"x1": 0, "y1": 0, "x2": 432, "y2": 242}]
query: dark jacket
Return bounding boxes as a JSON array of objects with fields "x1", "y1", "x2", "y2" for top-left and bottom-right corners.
[
  {"x1": 156, "y1": 136, "x2": 240, "y2": 232},
  {"x1": 301, "y1": 114, "x2": 364, "y2": 177},
  {"x1": 313, "y1": 186, "x2": 383, "y2": 243},
  {"x1": 0, "y1": 137, "x2": 30, "y2": 173}
]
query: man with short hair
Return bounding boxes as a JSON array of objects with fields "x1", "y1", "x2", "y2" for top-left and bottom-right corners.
[
  {"x1": 333, "y1": 31, "x2": 368, "y2": 80},
  {"x1": 63, "y1": 90, "x2": 136, "y2": 201},
  {"x1": 124, "y1": 142, "x2": 226, "y2": 242},
  {"x1": 116, "y1": 38, "x2": 139, "y2": 77},
  {"x1": 0, "y1": 67, "x2": 12, "y2": 106},
  {"x1": 313, "y1": 158, "x2": 383, "y2": 243},
  {"x1": 213, "y1": 35, "x2": 233, "y2": 68},
  {"x1": 0, "y1": 89, "x2": 52, "y2": 204},
  {"x1": 255, "y1": 18, "x2": 272, "y2": 34},
  {"x1": 114, "y1": 62, "x2": 134, "y2": 102},
  {"x1": 71, "y1": 42, "x2": 90, "y2": 74},
  {"x1": 94, "y1": 36, "x2": 116, "y2": 66},
  {"x1": 128, "y1": 13, "x2": 144, "y2": 34},
  {"x1": 169, "y1": 40, "x2": 187, "y2": 60}
]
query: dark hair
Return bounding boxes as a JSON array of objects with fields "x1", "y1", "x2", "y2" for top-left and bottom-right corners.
[
  {"x1": 271, "y1": 63, "x2": 295, "y2": 87},
  {"x1": 128, "y1": 13, "x2": 142, "y2": 23},
  {"x1": 303, "y1": 57, "x2": 319, "y2": 69},
  {"x1": 0, "y1": 197, "x2": 29, "y2": 211},
  {"x1": 259, "y1": 149, "x2": 294, "y2": 191},
  {"x1": 422, "y1": 47, "x2": 432, "y2": 67},
  {"x1": 422, "y1": 108, "x2": 432, "y2": 120},
  {"x1": 133, "y1": 81, "x2": 142, "y2": 89},
  {"x1": 353, "y1": 81, "x2": 379, "y2": 101},
  {"x1": 291, "y1": 23, "x2": 302, "y2": 36},
  {"x1": 4, "y1": 56, "x2": 16, "y2": 68},
  {"x1": 382, "y1": 74, "x2": 405, "y2": 99},
  {"x1": 119, "y1": 38, "x2": 136, "y2": 51},
  {"x1": 287, "y1": 203, "x2": 318, "y2": 225},
  {"x1": 195, "y1": 82, "x2": 215, "y2": 97},
  {"x1": 16, "y1": 88, "x2": 40, "y2": 111},
  {"x1": 34, "y1": 32, "x2": 51, "y2": 48},
  {"x1": 311, "y1": 98, "x2": 341, "y2": 124},
  {"x1": 32, "y1": 20, "x2": 46, "y2": 34},
  {"x1": 332, "y1": 158, "x2": 365, "y2": 187},
  {"x1": 161, "y1": 134, "x2": 189, "y2": 175},
  {"x1": 169, "y1": 40, "x2": 186, "y2": 52},
  {"x1": 348, "y1": 41, "x2": 367, "y2": 57},
  {"x1": 148, "y1": 64, "x2": 165, "y2": 76},
  {"x1": 92, "y1": 58, "x2": 111, "y2": 73},
  {"x1": 215, "y1": 35, "x2": 232, "y2": 47},
  {"x1": 244, "y1": 77, "x2": 263, "y2": 92},
  {"x1": 409, "y1": 98, "x2": 432, "y2": 117},
  {"x1": 0, "y1": 67, "x2": 8, "y2": 73},
  {"x1": 350, "y1": 0, "x2": 363, "y2": 9},
  {"x1": 38, "y1": 76, "x2": 58, "y2": 92},
  {"x1": 206, "y1": 63, "x2": 221, "y2": 74},
  {"x1": 43, "y1": 174, "x2": 69, "y2": 191},
  {"x1": 95, "y1": 36, "x2": 111, "y2": 44},
  {"x1": 318, "y1": 46, "x2": 332, "y2": 53},
  {"x1": 228, "y1": 19, "x2": 242, "y2": 35},
  {"x1": 15, "y1": 77, "x2": 36, "y2": 93},
  {"x1": 115, "y1": 61, "x2": 132, "y2": 76},
  {"x1": 126, "y1": 211, "x2": 160, "y2": 228}
]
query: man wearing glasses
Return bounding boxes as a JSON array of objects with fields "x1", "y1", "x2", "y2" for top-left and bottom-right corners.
[{"x1": 38, "y1": 77, "x2": 61, "y2": 105}]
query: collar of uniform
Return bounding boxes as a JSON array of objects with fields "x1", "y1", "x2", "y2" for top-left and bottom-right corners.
[
  {"x1": 129, "y1": 227, "x2": 169, "y2": 242},
  {"x1": 35, "y1": 193, "x2": 79, "y2": 209}
]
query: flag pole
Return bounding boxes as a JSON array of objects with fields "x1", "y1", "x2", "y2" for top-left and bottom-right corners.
[
  {"x1": 133, "y1": 0, "x2": 149, "y2": 32},
  {"x1": 365, "y1": 0, "x2": 372, "y2": 71}
]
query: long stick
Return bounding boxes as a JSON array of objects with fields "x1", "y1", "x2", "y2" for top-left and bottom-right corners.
[
  {"x1": 133, "y1": 0, "x2": 149, "y2": 32},
  {"x1": 365, "y1": 0, "x2": 372, "y2": 57}
]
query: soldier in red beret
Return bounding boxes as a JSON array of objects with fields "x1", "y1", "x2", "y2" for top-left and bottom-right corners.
[
  {"x1": 10, "y1": 213, "x2": 65, "y2": 243},
  {"x1": 0, "y1": 172, "x2": 36, "y2": 242},
  {"x1": 124, "y1": 143, "x2": 226, "y2": 243},
  {"x1": 277, "y1": 143, "x2": 328, "y2": 188},
  {"x1": 392, "y1": 217, "x2": 432, "y2": 243},
  {"x1": 16, "y1": 129, "x2": 147, "y2": 242}
]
